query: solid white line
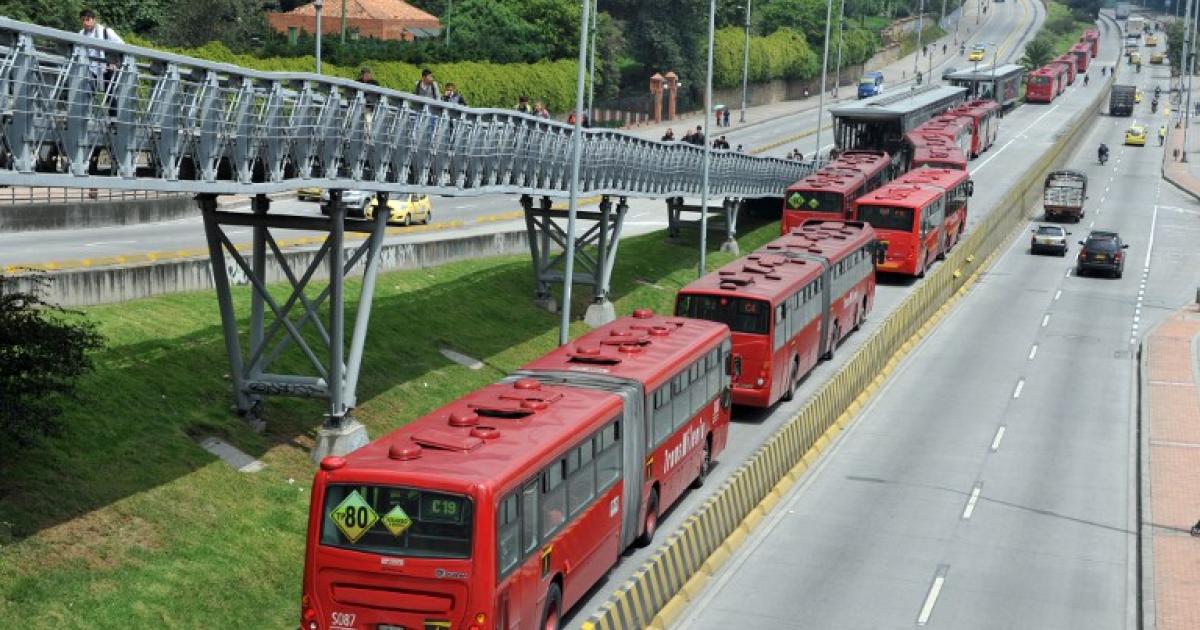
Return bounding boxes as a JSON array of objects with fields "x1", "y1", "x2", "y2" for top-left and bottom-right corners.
[
  {"x1": 1145, "y1": 204, "x2": 1159, "y2": 269},
  {"x1": 963, "y1": 484, "x2": 983, "y2": 519},
  {"x1": 991, "y1": 426, "x2": 1007, "y2": 451},
  {"x1": 1042, "y1": 314, "x2": 1051, "y2": 327},
  {"x1": 1028, "y1": 344, "x2": 1038, "y2": 360},
  {"x1": 1013, "y1": 379, "x2": 1025, "y2": 399},
  {"x1": 1054, "y1": 289, "x2": 1062, "y2": 301},
  {"x1": 917, "y1": 574, "x2": 947, "y2": 625}
]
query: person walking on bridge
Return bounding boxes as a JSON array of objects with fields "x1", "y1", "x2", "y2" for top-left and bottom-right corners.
[{"x1": 78, "y1": 8, "x2": 123, "y2": 199}]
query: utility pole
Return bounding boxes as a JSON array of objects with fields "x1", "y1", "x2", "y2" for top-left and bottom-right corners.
[
  {"x1": 701, "y1": 0, "x2": 717, "y2": 277},
  {"x1": 1182, "y1": 0, "x2": 1195, "y2": 132},
  {"x1": 915, "y1": 0, "x2": 925, "y2": 84},
  {"x1": 834, "y1": 0, "x2": 846, "y2": 98},
  {"x1": 340, "y1": 0, "x2": 347, "y2": 44},
  {"x1": 315, "y1": 0, "x2": 324, "y2": 74},
  {"x1": 816, "y1": 0, "x2": 835, "y2": 167},
  {"x1": 559, "y1": 0, "x2": 594, "y2": 344},
  {"x1": 1187, "y1": 0, "x2": 1199, "y2": 161},
  {"x1": 740, "y1": 0, "x2": 752, "y2": 122},
  {"x1": 587, "y1": 0, "x2": 599, "y2": 121},
  {"x1": 445, "y1": 0, "x2": 452, "y2": 45}
]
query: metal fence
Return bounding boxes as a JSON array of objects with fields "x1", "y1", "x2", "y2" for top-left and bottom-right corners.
[
  {"x1": 0, "y1": 17, "x2": 812, "y2": 199},
  {"x1": 0, "y1": 186, "x2": 183, "y2": 204}
]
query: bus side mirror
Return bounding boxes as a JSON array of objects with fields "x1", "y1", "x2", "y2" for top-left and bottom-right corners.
[
  {"x1": 726, "y1": 354, "x2": 743, "y2": 378},
  {"x1": 967, "y1": 181, "x2": 976, "y2": 197}
]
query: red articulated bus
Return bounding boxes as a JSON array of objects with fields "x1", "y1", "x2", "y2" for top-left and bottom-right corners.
[
  {"x1": 1070, "y1": 43, "x2": 1091, "y2": 73},
  {"x1": 913, "y1": 114, "x2": 974, "y2": 158},
  {"x1": 947, "y1": 99, "x2": 1001, "y2": 156},
  {"x1": 1082, "y1": 29, "x2": 1099, "y2": 57},
  {"x1": 1026, "y1": 67, "x2": 1059, "y2": 103},
  {"x1": 1053, "y1": 55, "x2": 1077, "y2": 85},
  {"x1": 1048, "y1": 62, "x2": 1069, "y2": 95},
  {"x1": 301, "y1": 311, "x2": 734, "y2": 630},
  {"x1": 854, "y1": 167, "x2": 973, "y2": 277},
  {"x1": 906, "y1": 132, "x2": 969, "y2": 171},
  {"x1": 675, "y1": 220, "x2": 879, "y2": 407},
  {"x1": 780, "y1": 150, "x2": 892, "y2": 234}
]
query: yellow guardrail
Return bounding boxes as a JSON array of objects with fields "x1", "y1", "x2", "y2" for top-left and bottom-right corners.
[{"x1": 581, "y1": 53, "x2": 1111, "y2": 630}]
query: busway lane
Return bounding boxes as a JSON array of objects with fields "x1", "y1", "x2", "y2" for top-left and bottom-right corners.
[
  {"x1": 562, "y1": 17, "x2": 1123, "y2": 629},
  {"x1": 673, "y1": 46, "x2": 1175, "y2": 630}
]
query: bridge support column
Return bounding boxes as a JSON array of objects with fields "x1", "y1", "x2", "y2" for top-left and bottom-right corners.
[
  {"x1": 199, "y1": 190, "x2": 391, "y2": 461},
  {"x1": 522, "y1": 194, "x2": 627, "y2": 325},
  {"x1": 720, "y1": 197, "x2": 742, "y2": 255}
]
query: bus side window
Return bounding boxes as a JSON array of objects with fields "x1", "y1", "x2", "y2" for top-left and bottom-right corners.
[
  {"x1": 541, "y1": 462, "x2": 566, "y2": 538},
  {"x1": 673, "y1": 371, "x2": 692, "y2": 429},
  {"x1": 567, "y1": 441, "x2": 595, "y2": 516},
  {"x1": 706, "y1": 348, "x2": 721, "y2": 400},
  {"x1": 521, "y1": 481, "x2": 539, "y2": 554},
  {"x1": 773, "y1": 303, "x2": 787, "y2": 350},
  {"x1": 596, "y1": 421, "x2": 621, "y2": 489},
  {"x1": 653, "y1": 385, "x2": 673, "y2": 445},
  {"x1": 497, "y1": 493, "x2": 521, "y2": 576}
]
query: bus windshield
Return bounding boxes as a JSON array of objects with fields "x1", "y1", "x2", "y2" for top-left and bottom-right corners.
[
  {"x1": 786, "y1": 190, "x2": 846, "y2": 214},
  {"x1": 1029, "y1": 76, "x2": 1050, "y2": 86},
  {"x1": 676, "y1": 294, "x2": 770, "y2": 335},
  {"x1": 857, "y1": 205, "x2": 915, "y2": 232},
  {"x1": 320, "y1": 484, "x2": 473, "y2": 558}
]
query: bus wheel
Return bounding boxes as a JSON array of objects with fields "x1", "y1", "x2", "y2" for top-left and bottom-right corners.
[
  {"x1": 541, "y1": 583, "x2": 562, "y2": 630},
  {"x1": 823, "y1": 324, "x2": 840, "y2": 360},
  {"x1": 636, "y1": 490, "x2": 659, "y2": 547},
  {"x1": 691, "y1": 438, "x2": 712, "y2": 489}
]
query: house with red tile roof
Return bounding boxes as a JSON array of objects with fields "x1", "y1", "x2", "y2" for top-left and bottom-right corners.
[{"x1": 268, "y1": 0, "x2": 442, "y2": 42}]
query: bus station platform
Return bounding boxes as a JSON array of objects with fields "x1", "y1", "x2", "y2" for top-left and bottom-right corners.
[{"x1": 1142, "y1": 304, "x2": 1200, "y2": 630}]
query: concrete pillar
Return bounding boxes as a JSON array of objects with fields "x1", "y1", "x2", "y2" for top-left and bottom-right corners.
[
  {"x1": 664, "y1": 71, "x2": 679, "y2": 121},
  {"x1": 651, "y1": 72, "x2": 665, "y2": 124}
]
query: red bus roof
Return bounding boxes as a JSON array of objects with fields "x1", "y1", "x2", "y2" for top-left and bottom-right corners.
[
  {"x1": 857, "y1": 182, "x2": 942, "y2": 209},
  {"x1": 520, "y1": 311, "x2": 730, "y2": 394},
  {"x1": 326, "y1": 380, "x2": 623, "y2": 493},
  {"x1": 785, "y1": 151, "x2": 891, "y2": 194},
  {"x1": 905, "y1": 130, "x2": 961, "y2": 149},
  {"x1": 1030, "y1": 67, "x2": 1057, "y2": 78},
  {"x1": 1084, "y1": 30, "x2": 1099, "y2": 40},
  {"x1": 1070, "y1": 43, "x2": 1089, "y2": 53},
  {"x1": 894, "y1": 166, "x2": 969, "y2": 189},
  {"x1": 910, "y1": 146, "x2": 967, "y2": 169},
  {"x1": 678, "y1": 221, "x2": 875, "y2": 306}
]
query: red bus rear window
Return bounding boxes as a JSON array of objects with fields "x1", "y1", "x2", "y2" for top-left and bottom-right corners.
[
  {"x1": 675, "y1": 294, "x2": 769, "y2": 335},
  {"x1": 786, "y1": 190, "x2": 845, "y2": 213},
  {"x1": 857, "y1": 205, "x2": 914, "y2": 232},
  {"x1": 320, "y1": 485, "x2": 473, "y2": 558},
  {"x1": 1029, "y1": 76, "x2": 1050, "y2": 86}
]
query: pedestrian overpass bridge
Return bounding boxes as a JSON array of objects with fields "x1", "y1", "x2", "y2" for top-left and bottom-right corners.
[{"x1": 0, "y1": 17, "x2": 812, "y2": 456}]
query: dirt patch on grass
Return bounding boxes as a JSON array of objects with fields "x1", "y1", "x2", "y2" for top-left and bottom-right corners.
[{"x1": 34, "y1": 508, "x2": 162, "y2": 572}]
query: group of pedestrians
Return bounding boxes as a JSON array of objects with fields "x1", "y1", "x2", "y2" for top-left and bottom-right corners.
[
  {"x1": 714, "y1": 108, "x2": 732, "y2": 127},
  {"x1": 406, "y1": 68, "x2": 468, "y2": 107}
]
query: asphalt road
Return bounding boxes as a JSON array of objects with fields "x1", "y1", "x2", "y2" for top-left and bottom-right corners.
[
  {"x1": 672, "y1": 30, "x2": 1195, "y2": 630},
  {"x1": 0, "y1": 0, "x2": 1035, "y2": 270}
]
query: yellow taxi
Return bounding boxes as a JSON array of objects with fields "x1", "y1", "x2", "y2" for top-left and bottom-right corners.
[
  {"x1": 365, "y1": 193, "x2": 434, "y2": 225},
  {"x1": 1146, "y1": 35, "x2": 1159, "y2": 46},
  {"x1": 1151, "y1": 51, "x2": 1165, "y2": 64},
  {"x1": 1130, "y1": 52, "x2": 1142, "y2": 66},
  {"x1": 297, "y1": 186, "x2": 323, "y2": 201},
  {"x1": 1124, "y1": 124, "x2": 1147, "y2": 146},
  {"x1": 967, "y1": 46, "x2": 986, "y2": 62}
]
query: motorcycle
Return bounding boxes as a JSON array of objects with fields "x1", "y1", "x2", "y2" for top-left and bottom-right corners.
[{"x1": 1099, "y1": 149, "x2": 1109, "y2": 165}]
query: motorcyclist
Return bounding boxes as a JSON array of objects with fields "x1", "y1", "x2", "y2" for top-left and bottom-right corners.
[
  {"x1": 1098, "y1": 143, "x2": 1109, "y2": 164},
  {"x1": 1152, "y1": 97, "x2": 1159, "y2": 113},
  {"x1": 1155, "y1": 86, "x2": 1161, "y2": 98},
  {"x1": 1084, "y1": 73, "x2": 1090, "y2": 86}
]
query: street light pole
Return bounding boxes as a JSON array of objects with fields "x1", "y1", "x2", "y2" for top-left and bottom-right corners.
[
  {"x1": 816, "y1": 0, "x2": 835, "y2": 168},
  {"x1": 1187, "y1": 0, "x2": 1199, "y2": 161},
  {"x1": 340, "y1": 0, "x2": 347, "y2": 44},
  {"x1": 914, "y1": 0, "x2": 925, "y2": 83},
  {"x1": 445, "y1": 0, "x2": 452, "y2": 46},
  {"x1": 833, "y1": 0, "x2": 846, "y2": 98},
  {"x1": 314, "y1": 0, "x2": 324, "y2": 75},
  {"x1": 740, "y1": 0, "x2": 752, "y2": 123},
  {"x1": 559, "y1": 0, "x2": 594, "y2": 345},
  {"x1": 701, "y1": 0, "x2": 717, "y2": 277},
  {"x1": 587, "y1": 0, "x2": 599, "y2": 121},
  {"x1": 1183, "y1": 0, "x2": 1195, "y2": 131}
]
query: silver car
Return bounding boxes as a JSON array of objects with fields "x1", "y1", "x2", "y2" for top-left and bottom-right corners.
[
  {"x1": 1030, "y1": 224, "x2": 1070, "y2": 256},
  {"x1": 319, "y1": 189, "x2": 374, "y2": 217}
]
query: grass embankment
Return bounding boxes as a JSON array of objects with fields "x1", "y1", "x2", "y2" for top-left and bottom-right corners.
[
  {"x1": 1040, "y1": 0, "x2": 1096, "y2": 57},
  {"x1": 898, "y1": 25, "x2": 950, "y2": 64},
  {"x1": 0, "y1": 219, "x2": 782, "y2": 627}
]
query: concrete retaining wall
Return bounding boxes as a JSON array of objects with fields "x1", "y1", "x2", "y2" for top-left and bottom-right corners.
[
  {"x1": 9, "y1": 230, "x2": 530, "y2": 307},
  {"x1": 0, "y1": 195, "x2": 197, "y2": 232}
]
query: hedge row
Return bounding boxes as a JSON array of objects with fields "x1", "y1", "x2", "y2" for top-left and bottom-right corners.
[
  {"x1": 148, "y1": 40, "x2": 582, "y2": 112},
  {"x1": 712, "y1": 26, "x2": 878, "y2": 89}
]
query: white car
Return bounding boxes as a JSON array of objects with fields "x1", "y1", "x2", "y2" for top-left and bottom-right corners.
[{"x1": 1030, "y1": 224, "x2": 1070, "y2": 256}]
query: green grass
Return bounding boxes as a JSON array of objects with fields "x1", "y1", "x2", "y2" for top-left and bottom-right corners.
[
  {"x1": 898, "y1": 25, "x2": 949, "y2": 60},
  {"x1": 0, "y1": 219, "x2": 783, "y2": 628}
]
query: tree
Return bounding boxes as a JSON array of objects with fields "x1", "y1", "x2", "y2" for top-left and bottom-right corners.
[
  {"x1": 0, "y1": 275, "x2": 105, "y2": 445},
  {"x1": 1020, "y1": 37, "x2": 1055, "y2": 72},
  {"x1": 0, "y1": 0, "x2": 84, "y2": 32},
  {"x1": 154, "y1": 0, "x2": 270, "y2": 51}
]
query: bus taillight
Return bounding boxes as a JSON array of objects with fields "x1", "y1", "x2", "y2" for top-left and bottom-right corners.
[
  {"x1": 469, "y1": 612, "x2": 488, "y2": 630},
  {"x1": 300, "y1": 594, "x2": 319, "y2": 630}
]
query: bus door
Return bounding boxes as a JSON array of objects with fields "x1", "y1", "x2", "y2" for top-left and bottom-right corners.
[
  {"x1": 786, "y1": 252, "x2": 834, "y2": 358},
  {"x1": 921, "y1": 195, "x2": 947, "y2": 262}
]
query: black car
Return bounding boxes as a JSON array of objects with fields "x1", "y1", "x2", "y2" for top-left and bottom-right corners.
[{"x1": 1076, "y1": 231, "x2": 1129, "y2": 278}]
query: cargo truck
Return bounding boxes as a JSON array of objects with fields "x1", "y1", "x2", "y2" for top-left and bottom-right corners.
[
  {"x1": 1116, "y1": 2, "x2": 1132, "y2": 19},
  {"x1": 1110, "y1": 84, "x2": 1136, "y2": 116},
  {"x1": 1044, "y1": 170, "x2": 1087, "y2": 222}
]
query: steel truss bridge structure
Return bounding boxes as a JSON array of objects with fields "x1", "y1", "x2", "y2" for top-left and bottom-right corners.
[{"x1": 0, "y1": 17, "x2": 813, "y2": 456}]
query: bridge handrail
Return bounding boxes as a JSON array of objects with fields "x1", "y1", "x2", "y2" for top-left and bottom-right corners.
[{"x1": 0, "y1": 17, "x2": 812, "y2": 198}]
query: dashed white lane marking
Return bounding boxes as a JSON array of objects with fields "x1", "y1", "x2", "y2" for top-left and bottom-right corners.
[
  {"x1": 962, "y1": 483, "x2": 984, "y2": 519},
  {"x1": 1065, "y1": 268, "x2": 1073, "y2": 277},
  {"x1": 1012, "y1": 378, "x2": 1025, "y2": 399},
  {"x1": 971, "y1": 103, "x2": 1062, "y2": 174},
  {"x1": 917, "y1": 566, "x2": 950, "y2": 626},
  {"x1": 1054, "y1": 289, "x2": 1062, "y2": 301},
  {"x1": 1042, "y1": 314, "x2": 1051, "y2": 327},
  {"x1": 1028, "y1": 344, "x2": 1038, "y2": 360},
  {"x1": 990, "y1": 426, "x2": 1007, "y2": 452}
]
